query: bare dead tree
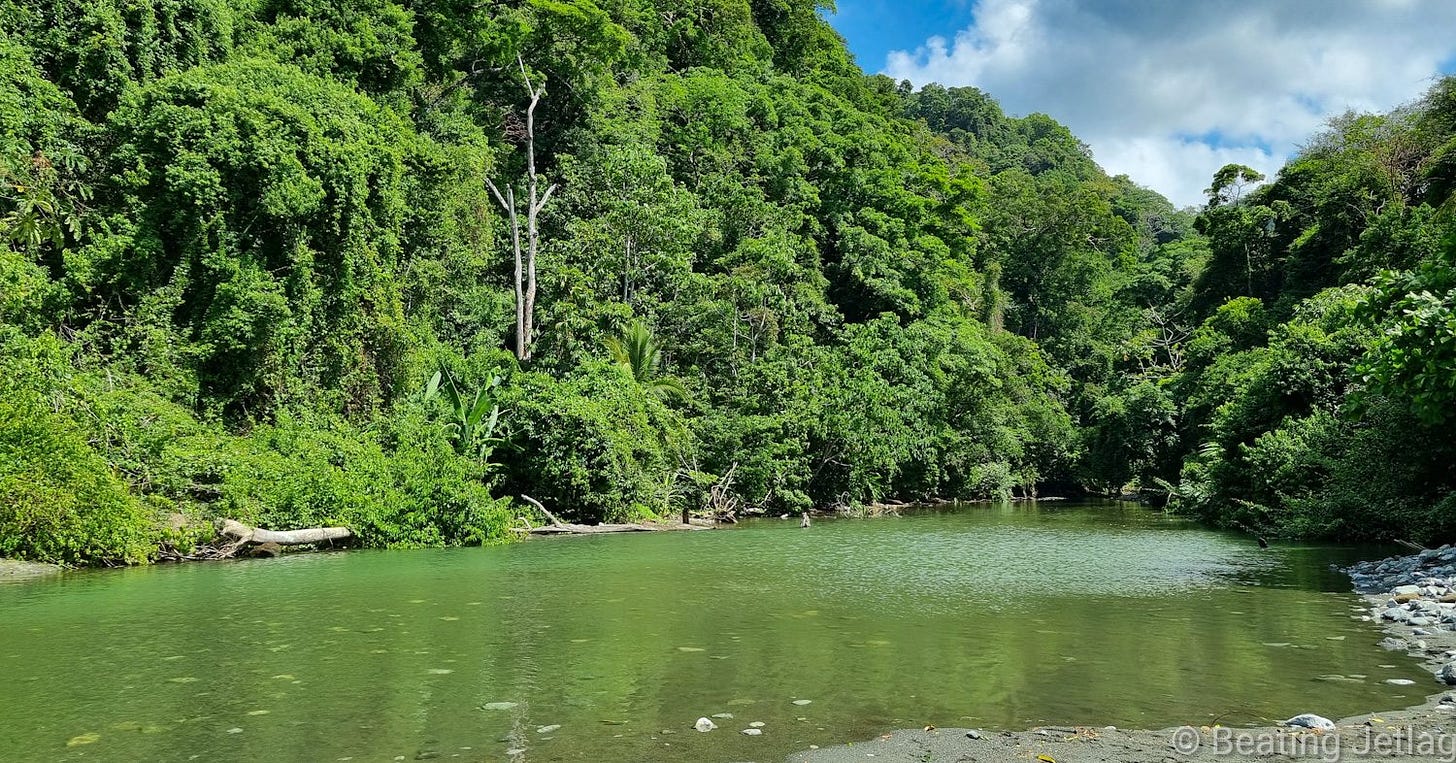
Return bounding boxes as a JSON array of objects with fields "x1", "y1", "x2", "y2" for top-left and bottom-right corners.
[{"x1": 487, "y1": 55, "x2": 557, "y2": 362}]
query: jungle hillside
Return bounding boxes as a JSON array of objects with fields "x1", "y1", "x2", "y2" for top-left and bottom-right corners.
[{"x1": 2, "y1": 0, "x2": 1455, "y2": 566}]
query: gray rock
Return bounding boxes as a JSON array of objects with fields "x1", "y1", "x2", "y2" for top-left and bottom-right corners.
[
  {"x1": 1385, "y1": 678, "x2": 1417, "y2": 685},
  {"x1": 966, "y1": 730, "x2": 982, "y2": 739},
  {"x1": 536, "y1": 724, "x2": 561, "y2": 734},
  {"x1": 1395, "y1": 584, "x2": 1423, "y2": 596},
  {"x1": 1380, "y1": 637, "x2": 1408, "y2": 650},
  {"x1": 1439, "y1": 663, "x2": 1456, "y2": 686},
  {"x1": 1281, "y1": 714, "x2": 1336, "y2": 731},
  {"x1": 694, "y1": 718, "x2": 716, "y2": 732},
  {"x1": 740, "y1": 728, "x2": 762, "y2": 736}
]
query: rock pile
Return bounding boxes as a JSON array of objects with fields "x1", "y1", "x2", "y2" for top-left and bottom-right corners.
[
  {"x1": 1345, "y1": 545, "x2": 1456, "y2": 592},
  {"x1": 1347, "y1": 548, "x2": 1456, "y2": 686}
]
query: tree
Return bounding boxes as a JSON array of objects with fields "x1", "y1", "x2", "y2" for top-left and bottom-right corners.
[
  {"x1": 488, "y1": 55, "x2": 558, "y2": 362},
  {"x1": 1357, "y1": 243, "x2": 1456, "y2": 424},
  {"x1": 604, "y1": 319, "x2": 688, "y2": 402},
  {"x1": 1204, "y1": 163, "x2": 1264, "y2": 207}
]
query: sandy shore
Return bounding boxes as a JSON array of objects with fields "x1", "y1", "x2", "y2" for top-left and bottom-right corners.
[
  {"x1": 789, "y1": 573, "x2": 1456, "y2": 762},
  {"x1": 0, "y1": 558, "x2": 62, "y2": 581}
]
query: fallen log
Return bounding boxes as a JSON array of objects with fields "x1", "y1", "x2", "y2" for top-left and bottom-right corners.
[
  {"x1": 520, "y1": 494, "x2": 564, "y2": 526},
  {"x1": 220, "y1": 519, "x2": 353, "y2": 546}
]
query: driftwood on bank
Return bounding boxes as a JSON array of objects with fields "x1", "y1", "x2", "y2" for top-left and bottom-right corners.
[
  {"x1": 159, "y1": 519, "x2": 354, "y2": 561},
  {"x1": 220, "y1": 519, "x2": 353, "y2": 546},
  {"x1": 515, "y1": 494, "x2": 713, "y2": 536}
]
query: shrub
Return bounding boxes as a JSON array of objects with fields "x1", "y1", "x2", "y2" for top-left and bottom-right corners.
[{"x1": 0, "y1": 393, "x2": 158, "y2": 565}]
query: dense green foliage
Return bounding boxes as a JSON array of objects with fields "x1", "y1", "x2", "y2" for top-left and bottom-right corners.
[
  {"x1": 2, "y1": 0, "x2": 1454, "y2": 564},
  {"x1": 1133, "y1": 83, "x2": 1456, "y2": 542}
]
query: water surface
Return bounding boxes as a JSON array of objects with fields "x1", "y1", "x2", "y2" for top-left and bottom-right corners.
[{"x1": 0, "y1": 502, "x2": 1425, "y2": 761}]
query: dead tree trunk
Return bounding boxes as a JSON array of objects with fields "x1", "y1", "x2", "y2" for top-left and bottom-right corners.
[
  {"x1": 221, "y1": 519, "x2": 353, "y2": 546},
  {"x1": 487, "y1": 55, "x2": 557, "y2": 362}
]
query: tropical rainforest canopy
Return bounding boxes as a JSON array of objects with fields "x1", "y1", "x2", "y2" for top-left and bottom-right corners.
[{"x1": 2, "y1": 0, "x2": 1454, "y2": 565}]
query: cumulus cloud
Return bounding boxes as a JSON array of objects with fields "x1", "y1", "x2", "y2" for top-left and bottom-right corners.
[{"x1": 881, "y1": 0, "x2": 1456, "y2": 207}]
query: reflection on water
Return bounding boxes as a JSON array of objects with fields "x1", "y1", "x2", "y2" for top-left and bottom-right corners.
[{"x1": 0, "y1": 502, "x2": 1425, "y2": 762}]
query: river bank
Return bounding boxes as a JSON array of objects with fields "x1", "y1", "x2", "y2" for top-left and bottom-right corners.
[
  {"x1": 789, "y1": 546, "x2": 1456, "y2": 763},
  {"x1": 0, "y1": 558, "x2": 62, "y2": 581}
]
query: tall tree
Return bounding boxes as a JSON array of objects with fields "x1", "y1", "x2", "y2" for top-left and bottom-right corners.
[{"x1": 488, "y1": 55, "x2": 557, "y2": 362}]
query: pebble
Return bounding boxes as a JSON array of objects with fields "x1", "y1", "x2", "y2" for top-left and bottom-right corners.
[
  {"x1": 966, "y1": 730, "x2": 982, "y2": 739},
  {"x1": 741, "y1": 728, "x2": 762, "y2": 736},
  {"x1": 792, "y1": 699, "x2": 813, "y2": 705},
  {"x1": 1385, "y1": 679, "x2": 1417, "y2": 685}
]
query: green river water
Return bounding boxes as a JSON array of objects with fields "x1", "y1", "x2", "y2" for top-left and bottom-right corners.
[{"x1": 0, "y1": 502, "x2": 1429, "y2": 762}]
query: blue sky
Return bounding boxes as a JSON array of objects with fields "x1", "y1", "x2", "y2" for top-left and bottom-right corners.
[
  {"x1": 827, "y1": 1, "x2": 974, "y2": 72},
  {"x1": 826, "y1": 1, "x2": 1456, "y2": 207}
]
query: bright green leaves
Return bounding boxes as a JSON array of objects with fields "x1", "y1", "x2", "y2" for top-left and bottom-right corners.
[
  {"x1": 603, "y1": 320, "x2": 689, "y2": 402},
  {"x1": 100, "y1": 58, "x2": 419, "y2": 417},
  {"x1": 423, "y1": 369, "x2": 505, "y2": 463},
  {"x1": 1357, "y1": 241, "x2": 1456, "y2": 425},
  {"x1": 0, "y1": 392, "x2": 159, "y2": 566},
  {"x1": 1204, "y1": 164, "x2": 1264, "y2": 208},
  {"x1": 0, "y1": 0, "x2": 234, "y2": 120}
]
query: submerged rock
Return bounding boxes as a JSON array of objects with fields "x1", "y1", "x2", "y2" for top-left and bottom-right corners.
[
  {"x1": 741, "y1": 728, "x2": 762, "y2": 736},
  {"x1": 694, "y1": 718, "x2": 716, "y2": 732}
]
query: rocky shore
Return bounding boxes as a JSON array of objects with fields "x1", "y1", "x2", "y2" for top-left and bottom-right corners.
[{"x1": 788, "y1": 546, "x2": 1456, "y2": 763}]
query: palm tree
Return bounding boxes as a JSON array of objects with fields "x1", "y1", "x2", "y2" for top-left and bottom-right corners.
[{"x1": 605, "y1": 320, "x2": 689, "y2": 402}]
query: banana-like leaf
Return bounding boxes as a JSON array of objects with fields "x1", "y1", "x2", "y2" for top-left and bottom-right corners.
[{"x1": 468, "y1": 389, "x2": 493, "y2": 427}]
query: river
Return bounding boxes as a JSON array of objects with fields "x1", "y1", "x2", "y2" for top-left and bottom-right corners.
[{"x1": 0, "y1": 501, "x2": 1427, "y2": 761}]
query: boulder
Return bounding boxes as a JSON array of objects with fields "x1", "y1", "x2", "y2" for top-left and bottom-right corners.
[
  {"x1": 1281, "y1": 714, "x2": 1336, "y2": 731},
  {"x1": 250, "y1": 542, "x2": 284, "y2": 558}
]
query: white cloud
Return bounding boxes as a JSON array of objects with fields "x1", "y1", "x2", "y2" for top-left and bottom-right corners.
[{"x1": 881, "y1": 0, "x2": 1456, "y2": 207}]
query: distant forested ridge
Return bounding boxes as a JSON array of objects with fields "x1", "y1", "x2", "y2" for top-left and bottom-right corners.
[{"x1": 2, "y1": 0, "x2": 1453, "y2": 565}]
